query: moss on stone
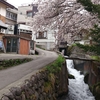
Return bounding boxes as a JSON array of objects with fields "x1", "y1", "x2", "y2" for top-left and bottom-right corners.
[
  {"x1": 91, "y1": 56, "x2": 100, "y2": 61},
  {"x1": 30, "y1": 94, "x2": 36, "y2": 100},
  {"x1": 46, "y1": 55, "x2": 65, "y2": 73},
  {"x1": 91, "y1": 82, "x2": 100, "y2": 100},
  {"x1": 48, "y1": 73, "x2": 55, "y2": 88},
  {"x1": 44, "y1": 82, "x2": 52, "y2": 93}
]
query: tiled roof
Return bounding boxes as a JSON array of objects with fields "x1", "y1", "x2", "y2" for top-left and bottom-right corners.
[
  {"x1": 0, "y1": 0, "x2": 17, "y2": 9},
  {"x1": 0, "y1": 20, "x2": 7, "y2": 29}
]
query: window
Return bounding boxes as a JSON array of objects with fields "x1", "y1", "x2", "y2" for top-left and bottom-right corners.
[
  {"x1": 0, "y1": 28, "x2": 5, "y2": 33},
  {"x1": 26, "y1": 11, "x2": 32, "y2": 17},
  {"x1": 30, "y1": 41, "x2": 34, "y2": 49},
  {"x1": 20, "y1": 12, "x2": 22, "y2": 15},
  {"x1": 36, "y1": 31, "x2": 47, "y2": 39},
  {"x1": 6, "y1": 11, "x2": 17, "y2": 21},
  {"x1": 33, "y1": 6, "x2": 38, "y2": 16}
]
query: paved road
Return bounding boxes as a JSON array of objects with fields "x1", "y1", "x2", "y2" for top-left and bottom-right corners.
[{"x1": 0, "y1": 48, "x2": 58, "y2": 96}]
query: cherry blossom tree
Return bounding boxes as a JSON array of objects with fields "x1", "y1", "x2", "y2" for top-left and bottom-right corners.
[{"x1": 32, "y1": 0, "x2": 99, "y2": 45}]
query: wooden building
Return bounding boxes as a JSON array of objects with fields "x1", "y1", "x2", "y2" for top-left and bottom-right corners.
[{"x1": 3, "y1": 35, "x2": 35, "y2": 55}]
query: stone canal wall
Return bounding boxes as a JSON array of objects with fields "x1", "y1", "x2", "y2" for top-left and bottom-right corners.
[
  {"x1": 0, "y1": 62, "x2": 68, "y2": 100},
  {"x1": 69, "y1": 57, "x2": 100, "y2": 100},
  {"x1": 67, "y1": 45, "x2": 100, "y2": 100}
]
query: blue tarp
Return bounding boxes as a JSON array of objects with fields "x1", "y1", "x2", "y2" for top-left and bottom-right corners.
[{"x1": 0, "y1": 41, "x2": 3, "y2": 49}]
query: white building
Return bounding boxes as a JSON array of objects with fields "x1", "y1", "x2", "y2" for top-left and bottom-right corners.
[
  {"x1": 17, "y1": 3, "x2": 56, "y2": 50},
  {"x1": 33, "y1": 29, "x2": 56, "y2": 50},
  {"x1": 17, "y1": 4, "x2": 38, "y2": 25}
]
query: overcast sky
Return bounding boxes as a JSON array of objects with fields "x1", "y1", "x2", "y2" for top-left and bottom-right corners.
[{"x1": 7, "y1": 0, "x2": 35, "y2": 7}]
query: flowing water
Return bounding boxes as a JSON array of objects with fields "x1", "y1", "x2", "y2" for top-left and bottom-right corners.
[{"x1": 60, "y1": 59, "x2": 95, "y2": 100}]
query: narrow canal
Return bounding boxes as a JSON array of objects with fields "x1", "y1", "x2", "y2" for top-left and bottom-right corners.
[{"x1": 60, "y1": 59, "x2": 95, "y2": 100}]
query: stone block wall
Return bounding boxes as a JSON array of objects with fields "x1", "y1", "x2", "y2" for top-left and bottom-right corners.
[
  {"x1": 84, "y1": 61, "x2": 100, "y2": 85},
  {"x1": 0, "y1": 62, "x2": 68, "y2": 100},
  {"x1": 84, "y1": 61, "x2": 100, "y2": 100}
]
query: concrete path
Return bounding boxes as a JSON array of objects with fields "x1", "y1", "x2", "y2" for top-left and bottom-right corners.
[{"x1": 0, "y1": 48, "x2": 58, "y2": 96}]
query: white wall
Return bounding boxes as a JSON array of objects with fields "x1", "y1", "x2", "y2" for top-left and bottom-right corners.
[
  {"x1": 18, "y1": 24, "x2": 32, "y2": 31},
  {"x1": 33, "y1": 29, "x2": 56, "y2": 43},
  {"x1": 35, "y1": 39, "x2": 55, "y2": 43},
  {"x1": 33, "y1": 29, "x2": 56, "y2": 50},
  {"x1": 17, "y1": 6, "x2": 33, "y2": 23},
  {"x1": 0, "y1": 3, "x2": 6, "y2": 17},
  {"x1": 47, "y1": 30, "x2": 55, "y2": 40},
  {"x1": 79, "y1": 40, "x2": 90, "y2": 45}
]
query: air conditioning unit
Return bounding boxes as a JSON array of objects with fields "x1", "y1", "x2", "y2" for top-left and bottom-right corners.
[
  {"x1": 8, "y1": 25, "x2": 14, "y2": 30},
  {"x1": 0, "y1": 29, "x2": 5, "y2": 33}
]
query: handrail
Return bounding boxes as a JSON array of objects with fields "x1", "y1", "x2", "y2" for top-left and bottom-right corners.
[{"x1": 64, "y1": 56, "x2": 96, "y2": 61}]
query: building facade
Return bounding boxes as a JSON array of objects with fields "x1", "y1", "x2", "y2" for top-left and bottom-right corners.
[
  {"x1": 17, "y1": 3, "x2": 56, "y2": 50},
  {"x1": 0, "y1": 1, "x2": 35, "y2": 54},
  {"x1": 33, "y1": 29, "x2": 56, "y2": 50},
  {"x1": 0, "y1": 0, "x2": 18, "y2": 34},
  {"x1": 14, "y1": 24, "x2": 32, "y2": 39},
  {"x1": 17, "y1": 4, "x2": 38, "y2": 25},
  {"x1": 3, "y1": 35, "x2": 35, "y2": 55}
]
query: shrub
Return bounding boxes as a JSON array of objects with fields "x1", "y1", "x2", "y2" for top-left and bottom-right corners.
[
  {"x1": 46, "y1": 55, "x2": 65, "y2": 73},
  {"x1": 75, "y1": 43, "x2": 100, "y2": 55},
  {"x1": 0, "y1": 58, "x2": 32, "y2": 69}
]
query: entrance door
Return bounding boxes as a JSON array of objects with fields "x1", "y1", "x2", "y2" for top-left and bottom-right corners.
[
  {"x1": 6, "y1": 39, "x2": 11, "y2": 52},
  {"x1": 12, "y1": 38, "x2": 17, "y2": 52},
  {"x1": 6, "y1": 38, "x2": 18, "y2": 52}
]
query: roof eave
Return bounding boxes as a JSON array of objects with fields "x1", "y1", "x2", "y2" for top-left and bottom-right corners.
[{"x1": 0, "y1": 0, "x2": 18, "y2": 10}]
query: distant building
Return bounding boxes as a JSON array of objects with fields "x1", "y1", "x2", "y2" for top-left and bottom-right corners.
[
  {"x1": 17, "y1": 4, "x2": 38, "y2": 25},
  {"x1": 33, "y1": 29, "x2": 56, "y2": 50},
  {"x1": 17, "y1": 3, "x2": 56, "y2": 50}
]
